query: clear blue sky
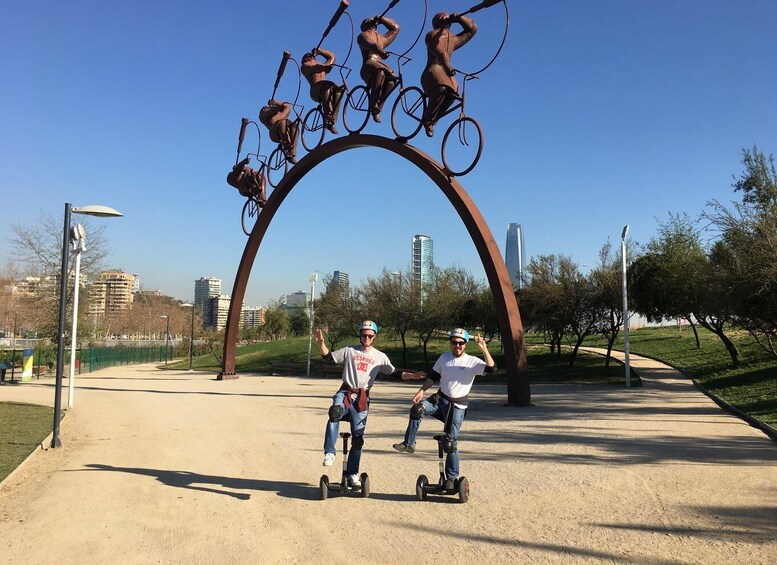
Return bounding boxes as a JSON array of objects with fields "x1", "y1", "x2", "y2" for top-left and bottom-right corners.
[{"x1": 2, "y1": 0, "x2": 775, "y2": 308}]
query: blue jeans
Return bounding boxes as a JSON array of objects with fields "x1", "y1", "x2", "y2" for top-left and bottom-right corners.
[
  {"x1": 324, "y1": 390, "x2": 368, "y2": 475},
  {"x1": 403, "y1": 396, "x2": 466, "y2": 479}
]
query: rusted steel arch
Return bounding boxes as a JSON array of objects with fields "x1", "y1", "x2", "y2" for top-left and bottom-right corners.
[{"x1": 219, "y1": 134, "x2": 530, "y2": 407}]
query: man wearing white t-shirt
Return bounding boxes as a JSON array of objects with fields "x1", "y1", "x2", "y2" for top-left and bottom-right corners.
[
  {"x1": 393, "y1": 328, "x2": 495, "y2": 489},
  {"x1": 316, "y1": 321, "x2": 421, "y2": 488}
]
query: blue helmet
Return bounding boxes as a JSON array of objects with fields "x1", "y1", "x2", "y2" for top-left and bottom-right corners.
[
  {"x1": 359, "y1": 320, "x2": 379, "y2": 334},
  {"x1": 449, "y1": 328, "x2": 470, "y2": 343}
]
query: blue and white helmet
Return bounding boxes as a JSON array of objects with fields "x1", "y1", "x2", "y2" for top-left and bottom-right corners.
[
  {"x1": 449, "y1": 328, "x2": 470, "y2": 343},
  {"x1": 359, "y1": 320, "x2": 379, "y2": 334}
]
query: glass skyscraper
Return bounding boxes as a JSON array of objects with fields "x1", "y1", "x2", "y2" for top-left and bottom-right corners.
[
  {"x1": 412, "y1": 234, "x2": 434, "y2": 287},
  {"x1": 505, "y1": 223, "x2": 524, "y2": 289}
]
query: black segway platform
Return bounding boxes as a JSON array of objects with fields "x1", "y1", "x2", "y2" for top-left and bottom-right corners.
[
  {"x1": 319, "y1": 432, "x2": 370, "y2": 500},
  {"x1": 415, "y1": 433, "x2": 469, "y2": 503}
]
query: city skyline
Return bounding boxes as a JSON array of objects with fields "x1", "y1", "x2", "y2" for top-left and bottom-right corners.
[{"x1": 2, "y1": 1, "x2": 775, "y2": 308}]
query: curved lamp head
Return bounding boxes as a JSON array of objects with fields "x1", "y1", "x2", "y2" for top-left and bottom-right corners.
[
  {"x1": 73, "y1": 205, "x2": 123, "y2": 218},
  {"x1": 621, "y1": 225, "x2": 630, "y2": 240}
]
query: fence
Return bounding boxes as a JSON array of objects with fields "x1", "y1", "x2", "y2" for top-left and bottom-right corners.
[
  {"x1": 80, "y1": 346, "x2": 173, "y2": 373},
  {"x1": 1, "y1": 345, "x2": 174, "y2": 380}
]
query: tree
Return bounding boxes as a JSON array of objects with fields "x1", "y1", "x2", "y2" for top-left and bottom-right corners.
[
  {"x1": 360, "y1": 269, "x2": 419, "y2": 367},
  {"x1": 411, "y1": 267, "x2": 460, "y2": 370},
  {"x1": 288, "y1": 308, "x2": 309, "y2": 337},
  {"x1": 707, "y1": 145, "x2": 777, "y2": 357},
  {"x1": 590, "y1": 241, "x2": 626, "y2": 367},
  {"x1": 8, "y1": 211, "x2": 111, "y2": 340},
  {"x1": 520, "y1": 254, "x2": 606, "y2": 366},
  {"x1": 629, "y1": 214, "x2": 740, "y2": 365},
  {"x1": 314, "y1": 277, "x2": 360, "y2": 349},
  {"x1": 262, "y1": 299, "x2": 289, "y2": 341},
  {"x1": 519, "y1": 255, "x2": 569, "y2": 358}
]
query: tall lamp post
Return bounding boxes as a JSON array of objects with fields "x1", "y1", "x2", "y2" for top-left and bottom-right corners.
[
  {"x1": 66, "y1": 223, "x2": 86, "y2": 409},
  {"x1": 621, "y1": 224, "x2": 631, "y2": 388},
  {"x1": 52, "y1": 203, "x2": 123, "y2": 448},
  {"x1": 161, "y1": 315, "x2": 170, "y2": 364},
  {"x1": 182, "y1": 303, "x2": 195, "y2": 371},
  {"x1": 306, "y1": 273, "x2": 318, "y2": 377}
]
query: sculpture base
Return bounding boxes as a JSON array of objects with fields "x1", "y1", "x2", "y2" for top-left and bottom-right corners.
[{"x1": 217, "y1": 372, "x2": 239, "y2": 381}]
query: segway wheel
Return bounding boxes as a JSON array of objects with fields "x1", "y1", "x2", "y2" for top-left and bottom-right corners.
[
  {"x1": 416, "y1": 475, "x2": 428, "y2": 501},
  {"x1": 360, "y1": 473, "x2": 370, "y2": 498},
  {"x1": 319, "y1": 475, "x2": 329, "y2": 501},
  {"x1": 457, "y1": 476, "x2": 470, "y2": 503}
]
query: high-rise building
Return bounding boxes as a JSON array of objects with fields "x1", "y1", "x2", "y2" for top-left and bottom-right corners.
[
  {"x1": 194, "y1": 277, "x2": 221, "y2": 309},
  {"x1": 241, "y1": 306, "x2": 266, "y2": 329},
  {"x1": 204, "y1": 295, "x2": 232, "y2": 331},
  {"x1": 90, "y1": 271, "x2": 136, "y2": 317},
  {"x1": 411, "y1": 234, "x2": 434, "y2": 287},
  {"x1": 332, "y1": 270, "x2": 349, "y2": 297},
  {"x1": 505, "y1": 223, "x2": 525, "y2": 289},
  {"x1": 285, "y1": 291, "x2": 307, "y2": 309}
]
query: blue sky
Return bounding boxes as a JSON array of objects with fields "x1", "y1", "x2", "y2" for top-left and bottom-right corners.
[{"x1": 2, "y1": 0, "x2": 775, "y2": 308}]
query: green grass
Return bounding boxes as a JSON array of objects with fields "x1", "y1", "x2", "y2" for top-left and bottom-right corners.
[
  {"x1": 582, "y1": 325, "x2": 777, "y2": 427},
  {"x1": 0, "y1": 402, "x2": 55, "y2": 483}
]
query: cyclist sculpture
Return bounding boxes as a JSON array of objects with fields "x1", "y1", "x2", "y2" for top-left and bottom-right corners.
[
  {"x1": 420, "y1": 12, "x2": 477, "y2": 138},
  {"x1": 356, "y1": 14, "x2": 400, "y2": 124}
]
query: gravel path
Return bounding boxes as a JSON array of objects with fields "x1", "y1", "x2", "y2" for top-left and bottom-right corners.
[{"x1": 1, "y1": 354, "x2": 775, "y2": 564}]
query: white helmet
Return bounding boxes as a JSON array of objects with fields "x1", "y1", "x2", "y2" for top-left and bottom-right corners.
[
  {"x1": 359, "y1": 320, "x2": 379, "y2": 334},
  {"x1": 449, "y1": 328, "x2": 470, "y2": 343}
]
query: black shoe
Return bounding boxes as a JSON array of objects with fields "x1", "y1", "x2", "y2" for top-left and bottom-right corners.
[
  {"x1": 392, "y1": 442, "x2": 415, "y2": 453},
  {"x1": 443, "y1": 479, "x2": 455, "y2": 491}
]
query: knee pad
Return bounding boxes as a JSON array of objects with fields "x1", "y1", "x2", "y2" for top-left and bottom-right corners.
[
  {"x1": 328, "y1": 404, "x2": 344, "y2": 423},
  {"x1": 442, "y1": 435, "x2": 457, "y2": 454},
  {"x1": 410, "y1": 403, "x2": 425, "y2": 420},
  {"x1": 351, "y1": 435, "x2": 364, "y2": 450}
]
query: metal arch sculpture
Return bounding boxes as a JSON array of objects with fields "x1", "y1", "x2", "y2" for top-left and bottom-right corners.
[{"x1": 218, "y1": 133, "x2": 531, "y2": 407}]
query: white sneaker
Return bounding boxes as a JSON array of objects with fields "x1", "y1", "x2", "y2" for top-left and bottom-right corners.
[
  {"x1": 322, "y1": 453, "x2": 335, "y2": 466},
  {"x1": 347, "y1": 474, "x2": 361, "y2": 488}
]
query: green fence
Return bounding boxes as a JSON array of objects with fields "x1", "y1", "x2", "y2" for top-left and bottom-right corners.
[
  {"x1": 80, "y1": 346, "x2": 172, "y2": 373},
  {"x1": 1, "y1": 345, "x2": 173, "y2": 379}
]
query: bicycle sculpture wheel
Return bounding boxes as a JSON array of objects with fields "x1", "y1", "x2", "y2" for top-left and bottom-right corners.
[
  {"x1": 266, "y1": 146, "x2": 288, "y2": 188},
  {"x1": 390, "y1": 86, "x2": 426, "y2": 141},
  {"x1": 302, "y1": 107, "x2": 326, "y2": 151},
  {"x1": 241, "y1": 197, "x2": 261, "y2": 236},
  {"x1": 441, "y1": 116, "x2": 483, "y2": 177},
  {"x1": 342, "y1": 85, "x2": 371, "y2": 134}
]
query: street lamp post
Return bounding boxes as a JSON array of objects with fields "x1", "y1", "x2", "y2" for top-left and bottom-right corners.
[
  {"x1": 621, "y1": 224, "x2": 631, "y2": 388},
  {"x1": 182, "y1": 303, "x2": 195, "y2": 371},
  {"x1": 52, "y1": 203, "x2": 123, "y2": 448},
  {"x1": 306, "y1": 273, "x2": 318, "y2": 377},
  {"x1": 66, "y1": 224, "x2": 86, "y2": 409},
  {"x1": 161, "y1": 315, "x2": 170, "y2": 364}
]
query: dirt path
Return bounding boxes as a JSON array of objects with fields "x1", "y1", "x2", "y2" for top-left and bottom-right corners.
[{"x1": 1, "y1": 358, "x2": 775, "y2": 564}]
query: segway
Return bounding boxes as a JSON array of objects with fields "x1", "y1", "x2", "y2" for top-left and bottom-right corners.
[
  {"x1": 319, "y1": 432, "x2": 370, "y2": 500},
  {"x1": 414, "y1": 401, "x2": 469, "y2": 503}
]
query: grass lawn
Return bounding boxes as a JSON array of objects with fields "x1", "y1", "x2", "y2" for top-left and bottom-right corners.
[{"x1": 0, "y1": 402, "x2": 55, "y2": 483}]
